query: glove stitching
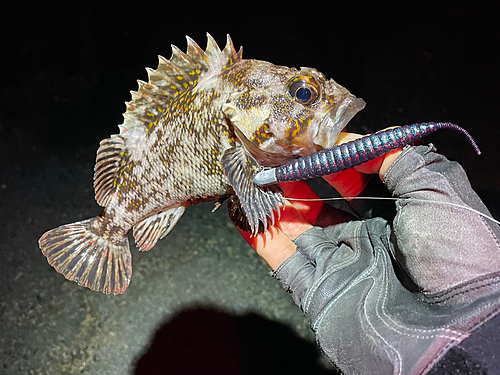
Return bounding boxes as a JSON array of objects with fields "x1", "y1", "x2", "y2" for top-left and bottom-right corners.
[
  {"x1": 371, "y1": 246, "x2": 465, "y2": 340},
  {"x1": 359, "y1": 250, "x2": 464, "y2": 375},
  {"x1": 303, "y1": 222, "x2": 362, "y2": 316},
  {"x1": 312, "y1": 222, "x2": 379, "y2": 330},
  {"x1": 421, "y1": 305, "x2": 500, "y2": 374},
  {"x1": 422, "y1": 274, "x2": 500, "y2": 304},
  {"x1": 364, "y1": 274, "x2": 404, "y2": 375}
]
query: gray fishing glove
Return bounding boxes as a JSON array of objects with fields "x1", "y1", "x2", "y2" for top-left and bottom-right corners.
[{"x1": 273, "y1": 145, "x2": 500, "y2": 374}]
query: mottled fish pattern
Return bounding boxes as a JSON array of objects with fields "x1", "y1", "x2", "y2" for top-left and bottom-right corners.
[{"x1": 39, "y1": 34, "x2": 365, "y2": 294}]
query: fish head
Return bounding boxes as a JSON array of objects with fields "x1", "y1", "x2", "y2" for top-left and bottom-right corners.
[{"x1": 222, "y1": 61, "x2": 366, "y2": 164}]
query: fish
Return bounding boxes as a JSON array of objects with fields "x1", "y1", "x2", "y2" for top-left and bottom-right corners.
[{"x1": 38, "y1": 33, "x2": 366, "y2": 294}]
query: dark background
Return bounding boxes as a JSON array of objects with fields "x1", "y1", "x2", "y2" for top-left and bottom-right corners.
[{"x1": 1, "y1": 2, "x2": 499, "y2": 374}]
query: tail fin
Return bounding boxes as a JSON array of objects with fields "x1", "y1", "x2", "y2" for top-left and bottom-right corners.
[{"x1": 39, "y1": 218, "x2": 131, "y2": 294}]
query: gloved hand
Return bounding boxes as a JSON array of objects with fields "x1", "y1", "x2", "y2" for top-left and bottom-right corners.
[{"x1": 235, "y1": 133, "x2": 500, "y2": 375}]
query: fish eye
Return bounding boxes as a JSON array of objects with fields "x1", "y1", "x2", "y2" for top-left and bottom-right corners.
[{"x1": 288, "y1": 77, "x2": 320, "y2": 105}]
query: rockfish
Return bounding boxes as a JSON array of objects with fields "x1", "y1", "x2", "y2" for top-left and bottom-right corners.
[{"x1": 39, "y1": 34, "x2": 365, "y2": 294}]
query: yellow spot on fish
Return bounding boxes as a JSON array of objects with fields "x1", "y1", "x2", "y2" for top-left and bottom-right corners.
[
  {"x1": 292, "y1": 125, "x2": 301, "y2": 137},
  {"x1": 177, "y1": 76, "x2": 184, "y2": 80}
]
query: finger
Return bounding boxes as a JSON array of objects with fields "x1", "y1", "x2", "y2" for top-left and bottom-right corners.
[
  {"x1": 378, "y1": 148, "x2": 403, "y2": 180},
  {"x1": 279, "y1": 181, "x2": 324, "y2": 225},
  {"x1": 322, "y1": 168, "x2": 372, "y2": 199},
  {"x1": 322, "y1": 131, "x2": 403, "y2": 196},
  {"x1": 322, "y1": 132, "x2": 373, "y2": 198},
  {"x1": 237, "y1": 225, "x2": 298, "y2": 270},
  {"x1": 336, "y1": 131, "x2": 362, "y2": 144},
  {"x1": 277, "y1": 199, "x2": 314, "y2": 240},
  {"x1": 280, "y1": 180, "x2": 354, "y2": 228},
  {"x1": 237, "y1": 200, "x2": 313, "y2": 269},
  {"x1": 353, "y1": 148, "x2": 402, "y2": 177},
  {"x1": 339, "y1": 130, "x2": 403, "y2": 178}
]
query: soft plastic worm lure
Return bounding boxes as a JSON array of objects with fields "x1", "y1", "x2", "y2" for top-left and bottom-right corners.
[{"x1": 253, "y1": 122, "x2": 481, "y2": 186}]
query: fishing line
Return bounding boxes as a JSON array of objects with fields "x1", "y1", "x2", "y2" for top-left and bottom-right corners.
[{"x1": 274, "y1": 194, "x2": 500, "y2": 226}]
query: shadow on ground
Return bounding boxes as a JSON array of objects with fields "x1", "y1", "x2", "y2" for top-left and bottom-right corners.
[{"x1": 134, "y1": 307, "x2": 337, "y2": 375}]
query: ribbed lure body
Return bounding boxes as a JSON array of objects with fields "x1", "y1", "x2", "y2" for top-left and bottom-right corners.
[{"x1": 253, "y1": 122, "x2": 481, "y2": 186}]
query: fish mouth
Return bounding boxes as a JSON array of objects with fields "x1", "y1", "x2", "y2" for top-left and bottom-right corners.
[
  {"x1": 334, "y1": 96, "x2": 366, "y2": 128},
  {"x1": 313, "y1": 95, "x2": 366, "y2": 150}
]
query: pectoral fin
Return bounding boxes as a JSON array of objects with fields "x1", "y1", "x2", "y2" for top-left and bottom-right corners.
[{"x1": 222, "y1": 146, "x2": 284, "y2": 235}]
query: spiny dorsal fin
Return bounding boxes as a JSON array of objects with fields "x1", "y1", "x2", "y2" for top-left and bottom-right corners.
[
  {"x1": 119, "y1": 33, "x2": 241, "y2": 137},
  {"x1": 222, "y1": 35, "x2": 242, "y2": 66},
  {"x1": 94, "y1": 34, "x2": 241, "y2": 207}
]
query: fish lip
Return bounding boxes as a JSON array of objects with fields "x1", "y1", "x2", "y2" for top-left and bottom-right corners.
[
  {"x1": 313, "y1": 95, "x2": 366, "y2": 150},
  {"x1": 334, "y1": 96, "x2": 365, "y2": 125}
]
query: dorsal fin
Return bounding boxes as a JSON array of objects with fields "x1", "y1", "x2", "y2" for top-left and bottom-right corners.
[
  {"x1": 93, "y1": 34, "x2": 240, "y2": 207},
  {"x1": 119, "y1": 33, "x2": 242, "y2": 137}
]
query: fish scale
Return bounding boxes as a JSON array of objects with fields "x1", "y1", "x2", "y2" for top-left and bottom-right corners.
[{"x1": 39, "y1": 33, "x2": 366, "y2": 294}]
